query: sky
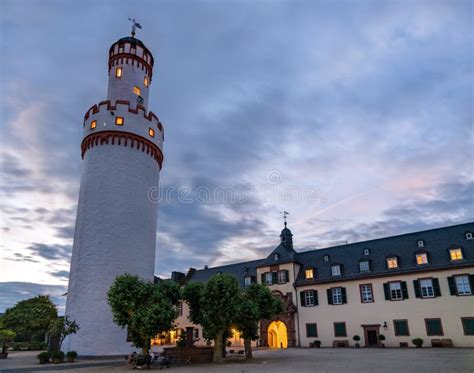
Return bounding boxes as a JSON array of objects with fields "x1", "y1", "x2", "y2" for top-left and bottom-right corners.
[{"x1": 0, "y1": 0, "x2": 473, "y2": 313}]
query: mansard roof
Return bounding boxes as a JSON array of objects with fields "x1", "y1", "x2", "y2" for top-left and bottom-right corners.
[{"x1": 187, "y1": 222, "x2": 474, "y2": 287}]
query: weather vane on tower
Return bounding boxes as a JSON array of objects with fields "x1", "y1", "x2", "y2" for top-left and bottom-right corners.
[
  {"x1": 281, "y1": 211, "x2": 289, "y2": 227},
  {"x1": 128, "y1": 18, "x2": 142, "y2": 38}
]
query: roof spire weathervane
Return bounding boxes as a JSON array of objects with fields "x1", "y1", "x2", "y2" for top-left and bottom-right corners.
[
  {"x1": 281, "y1": 211, "x2": 289, "y2": 227},
  {"x1": 128, "y1": 18, "x2": 142, "y2": 38}
]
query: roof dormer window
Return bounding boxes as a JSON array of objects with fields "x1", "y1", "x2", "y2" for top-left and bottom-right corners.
[
  {"x1": 359, "y1": 260, "x2": 370, "y2": 272},
  {"x1": 305, "y1": 268, "x2": 314, "y2": 280},
  {"x1": 331, "y1": 264, "x2": 341, "y2": 276},
  {"x1": 466, "y1": 232, "x2": 473, "y2": 240},
  {"x1": 363, "y1": 248, "x2": 370, "y2": 256},
  {"x1": 387, "y1": 257, "x2": 399, "y2": 269},
  {"x1": 416, "y1": 252, "x2": 428, "y2": 265},
  {"x1": 449, "y1": 248, "x2": 463, "y2": 261},
  {"x1": 323, "y1": 255, "x2": 330, "y2": 262},
  {"x1": 417, "y1": 240, "x2": 425, "y2": 248},
  {"x1": 274, "y1": 253, "x2": 280, "y2": 261}
]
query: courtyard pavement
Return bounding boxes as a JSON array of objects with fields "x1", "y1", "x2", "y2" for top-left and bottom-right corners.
[{"x1": 1, "y1": 348, "x2": 473, "y2": 373}]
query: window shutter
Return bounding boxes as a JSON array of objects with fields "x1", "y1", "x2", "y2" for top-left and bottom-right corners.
[
  {"x1": 285, "y1": 270, "x2": 289, "y2": 283},
  {"x1": 341, "y1": 287, "x2": 347, "y2": 304},
  {"x1": 300, "y1": 291, "x2": 306, "y2": 307},
  {"x1": 447, "y1": 276, "x2": 457, "y2": 295},
  {"x1": 433, "y1": 278, "x2": 441, "y2": 297},
  {"x1": 413, "y1": 280, "x2": 421, "y2": 298},
  {"x1": 469, "y1": 275, "x2": 474, "y2": 291},
  {"x1": 272, "y1": 272, "x2": 278, "y2": 284},
  {"x1": 314, "y1": 290, "x2": 319, "y2": 306},
  {"x1": 401, "y1": 281, "x2": 409, "y2": 299},
  {"x1": 339, "y1": 264, "x2": 344, "y2": 275},
  {"x1": 383, "y1": 283, "x2": 390, "y2": 300},
  {"x1": 261, "y1": 273, "x2": 265, "y2": 284},
  {"x1": 327, "y1": 289, "x2": 333, "y2": 305}
]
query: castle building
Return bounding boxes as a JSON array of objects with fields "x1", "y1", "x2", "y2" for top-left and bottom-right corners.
[
  {"x1": 168, "y1": 222, "x2": 474, "y2": 348},
  {"x1": 64, "y1": 33, "x2": 164, "y2": 355}
]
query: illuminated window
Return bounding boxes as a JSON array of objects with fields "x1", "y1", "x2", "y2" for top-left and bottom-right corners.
[
  {"x1": 90, "y1": 120, "x2": 97, "y2": 129},
  {"x1": 416, "y1": 253, "x2": 428, "y2": 265},
  {"x1": 305, "y1": 269, "x2": 314, "y2": 280},
  {"x1": 115, "y1": 67, "x2": 122, "y2": 78},
  {"x1": 115, "y1": 117, "x2": 124, "y2": 126},
  {"x1": 133, "y1": 86, "x2": 141, "y2": 95},
  {"x1": 450, "y1": 248, "x2": 463, "y2": 261},
  {"x1": 144, "y1": 76, "x2": 149, "y2": 87},
  {"x1": 387, "y1": 257, "x2": 398, "y2": 269},
  {"x1": 149, "y1": 128, "x2": 155, "y2": 137}
]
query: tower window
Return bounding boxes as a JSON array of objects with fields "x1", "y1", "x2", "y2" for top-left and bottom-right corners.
[
  {"x1": 90, "y1": 120, "x2": 97, "y2": 129},
  {"x1": 144, "y1": 76, "x2": 149, "y2": 87},
  {"x1": 115, "y1": 67, "x2": 122, "y2": 78},
  {"x1": 133, "y1": 86, "x2": 141, "y2": 96},
  {"x1": 115, "y1": 117, "x2": 124, "y2": 126},
  {"x1": 149, "y1": 128, "x2": 155, "y2": 138}
]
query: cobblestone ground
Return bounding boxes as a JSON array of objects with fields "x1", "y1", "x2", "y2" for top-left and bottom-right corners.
[{"x1": 1, "y1": 348, "x2": 473, "y2": 373}]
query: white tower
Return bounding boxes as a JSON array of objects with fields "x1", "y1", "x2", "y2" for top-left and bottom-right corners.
[{"x1": 64, "y1": 31, "x2": 164, "y2": 356}]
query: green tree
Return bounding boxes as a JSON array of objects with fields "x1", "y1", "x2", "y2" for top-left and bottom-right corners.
[
  {"x1": 107, "y1": 274, "x2": 180, "y2": 354},
  {"x1": 235, "y1": 283, "x2": 284, "y2": 358},
  {"x1": 0, "y1": 329, "x2": 16, "y2": 356},
  {"x1": 2, "y1": 295, "x2": 57, "y2": 343},
  {"x1": 48, "y1": 316, "x2": 79, "y2": 352},
  {"x1": 182, "y1": 273, "x2": 241, "y2": 362}
]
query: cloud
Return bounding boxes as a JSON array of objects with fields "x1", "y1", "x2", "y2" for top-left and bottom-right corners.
[
  {"x1": 26, "y1": 243, "x2": 72, "y2": 262},
  {"x1": 49, "y1": 270, "x2": 70, "y2": 280}
]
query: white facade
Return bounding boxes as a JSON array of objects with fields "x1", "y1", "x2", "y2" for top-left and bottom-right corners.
[{"x1": 64, "y1": 35, "x2": 164, "y2": 356}]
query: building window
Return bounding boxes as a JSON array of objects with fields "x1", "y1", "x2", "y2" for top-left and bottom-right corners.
[
  {"x1": 417, "y1": 240, "x2": 425, "y2": 248},
  {"x1": 416, "y1": 253, "x2": 428, "y2": 265},
  {"x1": 419, "y1": 279, "x2": 435, "y2": 298},
  {"x1": 334, "y1": 322, "x2": 347, "y2": 337},
  {"x1": 274, "y1": 253, "x2": 279, "y2": 261},
  {"x1": 305, "y1": 268, "x2": 314, "y2": 280},
  {"x1": 306, "y1": 323, "x2": 318, "y2": 338},
  {"x1": 177, "y1": 301, "x2": 183, "y2": 316},
  {"x1": 360, "y1": 284, "x2": 373, "y2": 303},
  {"x1": 450, "y1": 248, "x2": 463, "y2": 261},
  {"x1": 425, "y1": 318, "x2": 443, "y2": 336},
  {"x1": 90, "y1": 120, "x2": 97, "y2": 129},
  {"x1": 323, "y1": 254, "x2": 329, "y2": 262},
  {"x1": 115, "y1": 67, "x2": 122, "y2": 78},
  {"x1": 115, "y1": 117, "x2": 124, "y2": 126},
  {"x1": 193, "y1": 328, "x2": 199, "y2": 339},
  {"x1": 455, "y1": 275, "x2": 472, "y2": 295},
  {"x1": 304, "y1": 290, "x2": 315, "y2": 306},
  {"x1": 144, "y1": 76, "x2": 149, "y2": 87},
  {"x1": 149, "y1": 128, "x2": 155, "y2": 137},
  {"x1": 465, "y1": 232, "x2": 473, "y2": 240},
  {"x1": 244, "y1": 276, "x2": 252, "y2": 286},
  {"x1": 331, "y1": 265, "x2": 341, "y2": 276},
  {"x1": 364, "y1": 248, "x2": 370, "y2": 256},
  {"x1": 332, "y1": 287, "x2": 342, "y2": 305},
  {"x1": 278, "y1": 270, "x2": 288, "y2": 284},
  {"x1": 133, "y1": 86, "x2": 141, "y2": 96},
  {"x1": 461, "y1": 318, "x2": 474, "y2": 336},
  {"x1": 390, "y1": 282, "x2": 403, "y2": 300},
  {"x1": 359, "y1": 260, "x2": 370, "y2": 272},
  {"x1": 265, "y1": 272, "x2": 273, "y2": 285},
  {"x1": 387, "y1": 257, "x2": 398, "y2": 269},
  {"x1": 393, "y1": 319, "x2": 410, "y2": 336}
]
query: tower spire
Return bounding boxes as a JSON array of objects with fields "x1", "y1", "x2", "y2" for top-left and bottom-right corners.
[
  {"x1": 128, "y1": 18, "x2": 142, "y2": 38},
  {"x1": 281, "y1": 210, "x2": 289, "y2": 227}
]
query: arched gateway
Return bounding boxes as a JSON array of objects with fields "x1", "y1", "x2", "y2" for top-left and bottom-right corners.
[{"x1": 267, "y1": 321, "x2": 288, "y2": 348}]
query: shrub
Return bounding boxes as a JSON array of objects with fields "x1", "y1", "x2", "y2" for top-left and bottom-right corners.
[
  {"x1": 353, "y1": 335, "x2": 360, "y2": 342},
  {"x1": 66, "y1": 351, "x2": 78, "y2": 362},
  {"x1": 412, "y1": 338, "x2": 423, "y2": 348},
  {"x1": 37, "y1": 352, "x2": 50, "y2": 364},
  {"x1": 314, "y1": 340, "x2": 321, "y2": 348},
  {"x1": 378, "y1": 334, "x2": 386, "y2": 341},
  {"x1": 50, "y1": 351, "x2": 64, "y2": 363}
]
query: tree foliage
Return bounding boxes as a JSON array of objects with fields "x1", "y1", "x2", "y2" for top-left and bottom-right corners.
[
  {"x1": 2, "y1": 295, "x2": 57, "y2": 342},
  {"x1": 235, "y1": 283, "x2": 284, "y2": 358},
  {"x1": 107, "y1": 274, "x2": 180, "y2": 354},
  {"x1": 48, "y1": 316, "x2": 79, "y2": 352}
]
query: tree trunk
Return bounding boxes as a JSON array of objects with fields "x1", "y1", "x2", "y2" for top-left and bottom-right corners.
[
  {"x1": 213, "y1": 330, "x2": 225, "y2": 363},
  {"x1": 244, "y1": 338, "x2": 252, "y2": 358}
]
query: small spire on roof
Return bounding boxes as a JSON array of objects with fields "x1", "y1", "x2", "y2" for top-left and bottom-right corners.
[
  {"x1": 128, "y1": 18, "x2": 142, "y2": 38},
  {"x1": 281, "y1": 210, "x2": 289, "y2": 227}
]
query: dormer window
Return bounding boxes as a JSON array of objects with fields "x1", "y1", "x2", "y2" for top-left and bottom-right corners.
[
  {"x1": 450, "y1": 248, "x2": 463, "y2": 261},
  {"x1": 417, "y1": 240, "x2": 425, "y2": 248},
  {"x1": 331, "y1": 265, "x2": 341, "y2": 276},
  {"x1": 115, "y1": 67, "x2": 122, "y2": 78},
  {"x1": 363, "y1": 248, "x2": 370, "y2": 256},
  {"x1": 323, "y1": 255, "x2": 330, "y2": 262},
  {"x1": 305, "y1": 268, "x2": 314, "y2": 280},
  {"x1": 244, "y1": 276, "x2": 252, "y2": 286},
  {"x1": 466, "y1": 232, "x2": 473, "y2": 240},
  {"x1": 416, "y1": 253, "x2": 428, "y2": 265},
  {"x1": 359, "y1": 260, "x2": 370, "y2": 272},
  {"x1": 387, "y1": 257, "x2": 398, "y2": 269},
  {"x1": 274, "y1": 253, "x2": 279, "y2": 261}
]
